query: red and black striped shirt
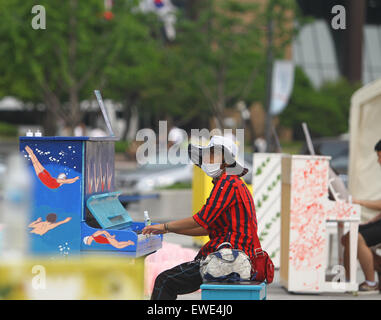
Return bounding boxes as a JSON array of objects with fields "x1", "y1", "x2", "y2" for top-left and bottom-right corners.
[{"x1": 193, "y1": 171, "x2": 261, "y2": 262}]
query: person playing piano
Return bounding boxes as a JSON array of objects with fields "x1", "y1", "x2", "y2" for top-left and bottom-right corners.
[
  {"x1": 342, "y1": 139, "x2": 381, "y2": 294},
  {"x1": 142, "y1": 135, "x2": 262, "y2": 300}
]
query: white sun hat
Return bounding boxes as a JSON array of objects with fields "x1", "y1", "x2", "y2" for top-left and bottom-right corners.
[{"x1": 188, "y1": 135, "x2": 248, "y2": 177}]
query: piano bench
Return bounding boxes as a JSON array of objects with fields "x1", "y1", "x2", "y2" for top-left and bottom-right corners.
[{"x1": 200, "y1": 281, "x2": 267, "y2": 300}]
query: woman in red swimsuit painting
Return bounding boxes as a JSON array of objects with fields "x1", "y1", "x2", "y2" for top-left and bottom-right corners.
[
  {"x1": 25, "y1": 145, "x2": 79, "y2": 189},
  {"x1": 83, "y1": 230, "x2": 135, "y2": 249}
]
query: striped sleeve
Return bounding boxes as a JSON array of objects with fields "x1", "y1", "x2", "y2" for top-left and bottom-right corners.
[{"x1": 193, "y1": 177, "x2": 235, "y2": 231}]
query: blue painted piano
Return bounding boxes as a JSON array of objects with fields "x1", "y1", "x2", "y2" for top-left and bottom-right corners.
[{"x1": 20, "y1": 136, "x2": 162, "y2": 258}]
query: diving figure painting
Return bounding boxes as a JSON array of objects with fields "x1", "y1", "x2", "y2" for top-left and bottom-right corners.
[{"x1": 25, "y1": 145, "x2": 79, "y2": 189}]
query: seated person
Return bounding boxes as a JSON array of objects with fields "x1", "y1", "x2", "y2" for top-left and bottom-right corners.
[
  {"x1": 342, "y1": 139, "x2": 381, "y2": 294},
  {"x1": 142, "y1": 135, "x2": 261, "y2": 300}
]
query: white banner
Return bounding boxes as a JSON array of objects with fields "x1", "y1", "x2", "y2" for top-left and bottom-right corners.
[{"x1": 270, "y1": 60, "x2": 295, "y2": 115}]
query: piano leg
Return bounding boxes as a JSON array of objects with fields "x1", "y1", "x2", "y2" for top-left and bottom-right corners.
[
  {"x1": 337, "y1": 222, "x2": 344, "y2": 266},
  {"x1": 349, "y1": 221, "x2": 359, "y2": 286}
]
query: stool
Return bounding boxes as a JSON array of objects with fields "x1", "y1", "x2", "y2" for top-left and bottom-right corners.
[{"x1": 200, "y1": 281, "x2": 267, "y2": 300}]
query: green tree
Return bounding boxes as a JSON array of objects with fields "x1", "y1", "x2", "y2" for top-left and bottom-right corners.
[
  {"x1": 172, "y1": 0, "x2": 297, "y2": 130},
  {"x1": 0, "y1": 0, "x2": 159, "y2": 135},
  {"x1": 101, "y1": 11, "x2": 167, "y2": 139}
]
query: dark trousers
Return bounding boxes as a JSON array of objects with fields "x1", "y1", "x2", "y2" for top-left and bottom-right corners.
[
  {"x1": 151, "y1": 260, "x2": 203, "y2": 300},
  {"x1": 359, "y1": 219, "x2": 381, "y2": 247}
]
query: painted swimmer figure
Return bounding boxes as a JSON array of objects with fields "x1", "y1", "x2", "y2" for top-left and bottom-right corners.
[
  {"x1": 83, "y1": 230, "x2": 135, "y2": 249},
  {"x1": 25, "y1": 145, "x2": 79, "y2": 189},
  {"x1": 29, "y1": 214, "x2": 72, "y2": 235}
]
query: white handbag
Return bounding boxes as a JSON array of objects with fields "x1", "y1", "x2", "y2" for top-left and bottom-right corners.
[{"x1": 199, "y1": 242, "x2": 252, "y2": 282}]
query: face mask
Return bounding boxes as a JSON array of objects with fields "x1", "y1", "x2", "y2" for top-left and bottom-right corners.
[{"x1": 201, "y1": 163, "x2": 223, "y2": 178}]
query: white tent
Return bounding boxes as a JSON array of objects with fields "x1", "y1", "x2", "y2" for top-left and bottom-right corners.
[
  {"x1": 349, "y1": 78, "x2": 381, "y2": 221},
  {"x1": 0, "y1": 96, "x2": 24, "y2": 110}
]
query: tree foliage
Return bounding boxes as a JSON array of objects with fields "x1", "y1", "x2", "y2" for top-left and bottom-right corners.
[
  {"x1": 172, "y1": 0, "x2": 297, "y2": 129},
  {"x1": 0, "y1": 0, "x2": 352, "y2": 140},
  {"x1": 0, "y1": 0, "x2": 159, "y2": 134},
  {"x1": 279, "y1": 67, "x2": 361, "y2": 139}
]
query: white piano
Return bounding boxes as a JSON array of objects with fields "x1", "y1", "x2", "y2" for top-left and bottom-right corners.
[{"x1": 280, "y1": 155, "x2": 361, "y2": 293}]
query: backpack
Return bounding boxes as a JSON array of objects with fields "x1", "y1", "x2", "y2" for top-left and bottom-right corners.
[
  {"x1": 250, "y1": 248, "x2": 275, "y2": 284},
  {"x1": 199, "y1": 242, "x2": 252, "y2": 282}
]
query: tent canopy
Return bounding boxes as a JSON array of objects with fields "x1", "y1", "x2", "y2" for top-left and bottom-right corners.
[{"x1": 349, "y1": 78, "x2": 381, "y2": 221}]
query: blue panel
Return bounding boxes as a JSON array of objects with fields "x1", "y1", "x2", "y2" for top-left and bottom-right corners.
[
  {"x1": 20, "y1": 139, "x2": 83, "y2": 256},
  {"x1": 86, "y1": 192, "x2": 133, "y2": 229}
]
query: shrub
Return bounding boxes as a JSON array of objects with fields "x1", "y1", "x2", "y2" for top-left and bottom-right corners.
[
  {"x1": 115, "y1": 140, "x2": 130, "y2": 154},
  {"x1": 279, "y1": 67, "x2": 360, "y2": 139}
]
